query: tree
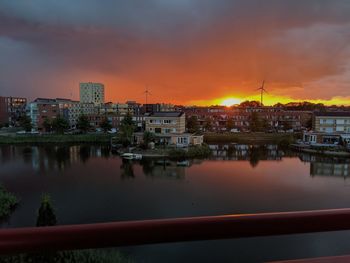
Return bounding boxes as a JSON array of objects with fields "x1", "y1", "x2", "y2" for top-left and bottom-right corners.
[
  {"x1": 204, "y1": 117, "x2": 213, "y2": 132},
  {"x1": 306, "y1": 117, "x2": 313, "y2": 130},
  {"x1": 77, "y1": 115, "x2": 91, "y2": 133},
  {"x1": 19, "y1": 115, "x2": 32, "y2": 132},
  {"x1": 52, "y1": 116, "x2": 69, "y2": 134},
  {"x1": 100, "y1": 118, "x2": 112, "y2": 133},
  {"x1": 143, "y1": 131, "x2": 155, "y2": 149},
  {"x1": 239, "y1": 100, "x2": 261, "y2": 108},
  {"x1": 36, "y1": 194, "x2": 57, "y2": 227},
  {"x1": 250, "y1": 112, "x2": 262, "y2": 132},
  {"x1": 187, "y1": 116, "x2": 199, "y2": 133},
  {"x1": 116, "y1": 114, "x2": 135, "y2": 147},
  {"x1": 226, "y1": 118, "x2": 234, "y2": 132},
  {"x1": 42, "y1": 118, "x2": 52, "y2": 133},
  {"x1": 121, "y1": 113, "x2": 134, "y2": 126}
]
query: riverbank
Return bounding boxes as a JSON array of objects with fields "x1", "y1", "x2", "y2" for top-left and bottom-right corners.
[
  {"x1": 204, "y1": 132, "x2": 298, "y2": 145},
  {"x1": 0, "y1": 134, "x2": 113, "y2": 145},
  {"x1": 118, "y1": 144, "x2": 212, "y2": 159}
]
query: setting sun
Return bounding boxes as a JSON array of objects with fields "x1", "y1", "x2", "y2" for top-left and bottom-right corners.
[{"x1": 220, "y1": 97, "x2": 242, "y2": 106}]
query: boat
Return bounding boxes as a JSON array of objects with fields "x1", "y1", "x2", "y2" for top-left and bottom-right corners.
[
  {"x1": 121, "y1": 153, "x2": 142, "y2": 160},
  {"x1": 133, "y1": 154, "x2": 143, "y2": 160},
  {"x1": 177, "y1": 160, "x2": 190, "y2": 167}
]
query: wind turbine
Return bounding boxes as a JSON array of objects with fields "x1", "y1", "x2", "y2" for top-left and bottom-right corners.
[
  {"x1": 256, "y1": 80, "x2": 268, "y2": 106},
  {"x1": 143, "y1": 86, "x2": 152, "y2": 105}
]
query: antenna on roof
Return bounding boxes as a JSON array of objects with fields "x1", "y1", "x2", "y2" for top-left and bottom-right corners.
[{"x1": 256, "y1": 80, "x2": 268, "y2": 106}]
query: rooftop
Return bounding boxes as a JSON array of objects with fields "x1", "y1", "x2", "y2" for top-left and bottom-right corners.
[
  {"x1": 314, "y1": 111, "x2": 350, "y2": 117},
  {"x1": 148, "y1": 111, "x2": 184, "y2": 117}
]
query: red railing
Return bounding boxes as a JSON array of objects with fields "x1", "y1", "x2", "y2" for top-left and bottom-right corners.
[{"x1": 2, "y1": 208, "x2": 350, "y2": 255}]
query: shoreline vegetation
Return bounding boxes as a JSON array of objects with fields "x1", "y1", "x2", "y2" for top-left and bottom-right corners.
[{"x1": 0, "y1": 134, "x2": 113, "y2": 144}]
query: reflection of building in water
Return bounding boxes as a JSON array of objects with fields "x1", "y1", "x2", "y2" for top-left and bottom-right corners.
[
  {"x1": 310, "y1": 162, "x2": 350, "y2": 178},
  {"x1": 0, "y1": 145, "x2": 110, "y2": 173},
  {"x1": 140, "y1": 159, "x2": 187, "y2": 179},
  {"x1": 299, "y1": 153, "x2": 350, "y2": 178},
  {"x1": 209, "y1": 144, "x2": 288, "y2": 162}
]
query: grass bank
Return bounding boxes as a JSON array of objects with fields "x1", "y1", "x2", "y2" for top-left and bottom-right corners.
[
  {"x1": 0, "y1": 184, "x2": 18, "y2": 221},
  {"x1": 0, "y1": 134, "x2": 113, "y2": 145},
  {"x1": 204, "y1": 132, "x2": 299, "y2": 145}
]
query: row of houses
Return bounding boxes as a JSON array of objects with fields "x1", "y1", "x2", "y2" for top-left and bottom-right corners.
[{"x1": 181, "y1": 106, "x2": 313, "y2": 132}]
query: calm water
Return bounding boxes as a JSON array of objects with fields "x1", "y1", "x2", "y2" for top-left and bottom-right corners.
[{"x1": 1, "y1": 144, "x2": 350, "y2": 262}]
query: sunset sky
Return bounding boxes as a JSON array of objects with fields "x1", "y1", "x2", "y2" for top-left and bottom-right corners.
[{"x1": 1, "y1": 1, "x2": 350, "y2": 106}]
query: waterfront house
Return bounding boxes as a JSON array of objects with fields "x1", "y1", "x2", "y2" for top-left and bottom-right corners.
[
  {"x1": 133, "y1": 112, "x2": 203, "y2": 147},
  {"x1": 313, "y1": 112, "x2": 350, "y2": 133},
  {"x1": 302, "y1": 112, "x2": 350, "y2": 146}
]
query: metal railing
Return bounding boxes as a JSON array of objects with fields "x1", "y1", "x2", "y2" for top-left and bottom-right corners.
[{"x1": 2, "y1": 208, "x2": 350, "y2": 255}]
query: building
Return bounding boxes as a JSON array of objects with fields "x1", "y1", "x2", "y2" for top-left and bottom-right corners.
[
  {"x1": 28, "y1": 98, "x2": 74, "y2": 131},
  {"x1": 145, "y1": 112, "x2": 186, "y2": 134},
  {"x1": 302, "y1": 112, "x2": 350, "y2": 145},
  {"x1": 134, "y1": 112, "x2": 203, "y2": 147},
  {"x1": 313, "y1": 112, "x2": 350, "y2": 133},
  {"x1": 79, "y1": 82, "x2": 105, "y2": 105},
  {"x1": 142, "y1": 103, "x2": 175, "y2": 114},
  {"x1": 67, "y1": 102, "x2": 97, "y2": 129},
  {"x1": 0, "y1": 96, "x2": 27, "y2": 126},
  {"x1": 183, "y1": 106, "x2": 312, "y2": 132}
]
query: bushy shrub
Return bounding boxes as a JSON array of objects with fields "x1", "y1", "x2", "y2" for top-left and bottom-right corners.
[{"x1": 0, "y1": 184, "x2": 18, "y2": 220}]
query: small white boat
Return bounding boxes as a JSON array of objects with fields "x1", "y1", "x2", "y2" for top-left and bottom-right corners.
[
  {"x1": 177, "y1": 160, "x2": 190, "y2": 167},
  {"x1": 121, "y1": 153, "x2": 142, "y2": 160},
  {"x1": 133, "y1": 154, "x2": 143, "y2": 160},
  {"x1": 122, "y1": 153, "x2": 134, "y2": 159}
]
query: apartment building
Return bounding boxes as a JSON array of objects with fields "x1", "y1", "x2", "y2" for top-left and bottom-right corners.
[
  {"x1": 303, "y1": 112, "x2": 350, "y2": 145},
  {"x1": 28, "y1": 98, "x2": 74, "y2": 131},
  {"x1": 79, "y1": 82, "x2": 105, "y2": 105},
  {"x1": 67, "y1": 102, "x2": 97, "y2": 129},
  {"x1": 313, "y1": 112, "x2": 350, "y2": 133},
  {"x1": 0, "y1": 96, "x2": 27, "y2": 126},
  {"x1": 142, "y1": 103, "x2": 175, "y2": 114}
]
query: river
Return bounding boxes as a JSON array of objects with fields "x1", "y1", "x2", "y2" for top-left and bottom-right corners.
[{"x1": 0, "y1": 144, "x2": 350, "y2": 262}]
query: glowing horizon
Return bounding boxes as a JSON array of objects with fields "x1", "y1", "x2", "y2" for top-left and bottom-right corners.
[{"x1": 187, "y1": 94, "x2": 350, "y2": 107}]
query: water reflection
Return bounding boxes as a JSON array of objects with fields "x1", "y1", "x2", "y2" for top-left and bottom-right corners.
[
  {"x1": 298, "y1": 154, "x2": 350, "y2": 178},
  {"x1": 209, "y1": 144, "x2": 293, "y2": 167},
  {"x1": 120, "y1": 159, "x2": 135, "y2": 179},
  {"x1": 0, "y1": 144, "x2": 349, "y2": 179},
  {"x1": 142, "y1": 159, "x2": 187, "y2": 179},
  {"x1": 0, "y1": 145, "x2": 111, "y2": 174}
]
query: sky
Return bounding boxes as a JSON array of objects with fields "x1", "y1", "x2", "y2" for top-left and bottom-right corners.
[{"x1": 1, "y1": 0, "x2": 350, "y2": 106}]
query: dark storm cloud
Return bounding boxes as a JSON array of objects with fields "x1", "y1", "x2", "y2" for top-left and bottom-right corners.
[{"x1": 0, "y1": 0, "x2": 350, "y2": 102}]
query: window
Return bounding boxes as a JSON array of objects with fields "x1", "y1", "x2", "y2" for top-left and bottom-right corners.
[{"x1": 155, "y1": 128, "x2": 161, "y2": 133}]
